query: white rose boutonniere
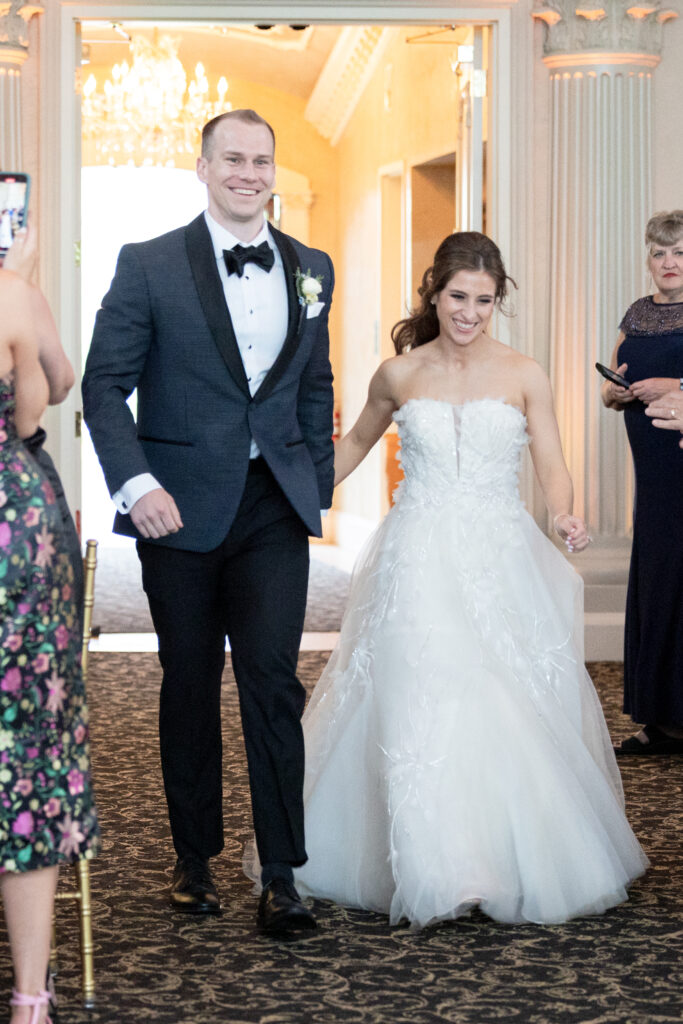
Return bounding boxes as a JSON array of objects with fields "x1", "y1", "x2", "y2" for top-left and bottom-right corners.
[{"x1": 295, "y1": 267, "x2": 324, "y2": 306}]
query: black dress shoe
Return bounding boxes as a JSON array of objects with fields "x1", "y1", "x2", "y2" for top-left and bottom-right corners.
[
  {"x1": 169, "y1": 856, "x2": 222, "y2": 914},
  {"x1": 257, "y1": 878, "x2": 317, "y2": 935},
  {"x1": 615, "y1": 723, "x2": 683, "y2": 757}
]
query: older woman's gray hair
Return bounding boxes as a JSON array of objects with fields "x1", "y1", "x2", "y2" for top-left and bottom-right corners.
[{"x1": 645, "y1": 209, "x2": 683, "y2": 247}]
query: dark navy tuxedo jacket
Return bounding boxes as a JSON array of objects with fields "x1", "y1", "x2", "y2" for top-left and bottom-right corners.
[{"x1": 82, "y1": 214, "x2": 335, "y2": 551}]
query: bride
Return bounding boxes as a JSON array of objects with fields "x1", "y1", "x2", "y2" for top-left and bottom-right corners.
[{"x1": 257, "y1": 232, "x2": 647, "y2": 929}]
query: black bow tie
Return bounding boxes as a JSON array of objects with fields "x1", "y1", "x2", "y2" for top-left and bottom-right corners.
[{"x1": 223, "y1": 241, "x2": 275, "y2": 278}]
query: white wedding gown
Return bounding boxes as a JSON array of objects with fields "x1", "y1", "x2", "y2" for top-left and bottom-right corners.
[{"x1": 289, "y1": 398, "x2": 648, "y2": 929}]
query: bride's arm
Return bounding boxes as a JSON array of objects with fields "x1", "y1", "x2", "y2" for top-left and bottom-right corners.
[
  {"x1": 524, "y1": 360, "x2": 590, "y2": 553},
  {"x1": 334, "y1": 363, "x2": 397, "y2": 486}
]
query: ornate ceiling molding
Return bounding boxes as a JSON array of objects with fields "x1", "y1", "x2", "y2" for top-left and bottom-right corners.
[
  {"x1": 0, "y1": 2, "x2": 43, "y2": 62},
  {"x1": 93, "y1": 21, "x2": 318, "y2": 53},
  {"x1": 305, "y1": 26, "x2": 398, "y2": 146},
  {"x1": 202, "y1": 23, "x2": 315, "y2": 51},
  {"x1": 532, "y1": 0, "x2": 678, "y2": 65}
]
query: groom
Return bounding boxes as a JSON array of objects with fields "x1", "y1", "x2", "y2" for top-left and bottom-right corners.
[{"x1": 82, "y1": 109, "x2": 334, "y2": 933}]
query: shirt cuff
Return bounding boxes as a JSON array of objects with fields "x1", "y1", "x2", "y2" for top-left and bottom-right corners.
[{"x1": 113, "y1": 473, "x2": 161, "y2": 514}]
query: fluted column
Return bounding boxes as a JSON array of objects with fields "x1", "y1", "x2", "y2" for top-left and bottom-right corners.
[
  {"x1": 0, "y1": 3, "x2": 43, "y2": 168},
  {"x1": 532, "y1": 0, "x2": 677, "y2": 537}
]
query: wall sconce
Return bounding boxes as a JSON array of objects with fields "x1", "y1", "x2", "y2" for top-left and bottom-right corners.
[
  {"x1": 450, "y1": 45, "x2": 486, "y2": 97},
  {"x1": 450, "y1": 45, "x2": 474, "y2": 76}
]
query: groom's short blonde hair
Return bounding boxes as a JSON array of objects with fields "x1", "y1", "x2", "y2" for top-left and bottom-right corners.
[{"x1": 201, "y1": 109, "x2": 276, "y2": 158}]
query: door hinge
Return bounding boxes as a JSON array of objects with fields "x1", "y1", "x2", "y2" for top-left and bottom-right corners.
[{"x1": 75, "y1": 410, "x2": 82, "y2": 438}]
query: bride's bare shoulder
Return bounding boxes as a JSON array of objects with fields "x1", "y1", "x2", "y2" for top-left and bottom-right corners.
[
  {"x1": 376, "y1": 348, "x2": 429, "y2": 387},
  {"x1": 503, "y1": 351, "x2": 554, "y2": 407},
  {"x1": 495, "y1": 343, "x2": 548, "y2": 381}
]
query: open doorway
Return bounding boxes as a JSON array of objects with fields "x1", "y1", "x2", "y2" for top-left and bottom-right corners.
[
  {"x1": 78, "y1": 18, "x2": 491, "y2": 574},
  {"x1": 410, "y1": 153, "x2": 456, "y2": 305}
]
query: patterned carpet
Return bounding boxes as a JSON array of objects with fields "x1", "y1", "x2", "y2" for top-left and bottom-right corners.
[
  {"x1": 1, "y1": 656, "x2": 681, "y2": 1024},
  {"x1": 92, "y1": 546, "x2": 350, "y2": 633}
]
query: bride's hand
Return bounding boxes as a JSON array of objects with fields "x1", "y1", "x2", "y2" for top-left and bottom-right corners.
[{"x1": 553, "y1": 513, "x2": 590, "y2": 553}]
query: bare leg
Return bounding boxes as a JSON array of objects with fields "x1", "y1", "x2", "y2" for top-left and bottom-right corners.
[{"x1": 1, "y1": 866, "x2": 58, "y2": 1024}]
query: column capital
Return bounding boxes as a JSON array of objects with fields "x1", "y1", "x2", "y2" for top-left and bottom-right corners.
[
  {"x1": 532, "y1": 0, "x2": 678, "y2": 67},
  {"x1": 0, "y1": 2, "x2": 44, "y2": 67}
]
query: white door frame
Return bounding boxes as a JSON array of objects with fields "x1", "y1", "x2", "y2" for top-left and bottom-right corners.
[{"x1": 40, "y1": 1, "x2": 514, "y2": 516}]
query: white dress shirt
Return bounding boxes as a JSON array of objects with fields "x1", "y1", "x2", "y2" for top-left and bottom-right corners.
[{"x1": 113, "y1": 212, "x2": 289, "y2": 514}]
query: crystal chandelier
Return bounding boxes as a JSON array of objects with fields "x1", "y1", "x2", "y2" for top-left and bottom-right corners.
[{"x1": 82, "y1": 32, "x2": 231, "y2": 165}]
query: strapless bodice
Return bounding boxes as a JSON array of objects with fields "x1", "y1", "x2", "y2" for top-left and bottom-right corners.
[{"x1": 392, "y1": 397, "x2": 528, "y2": 509}]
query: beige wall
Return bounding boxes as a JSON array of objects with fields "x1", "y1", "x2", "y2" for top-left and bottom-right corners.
[
  {"x1": 653, "y1": 15, "x2": 683, "y2": 215},
  {"x1": 333, "y1": 28, "x2": 469, "y2": 524}
]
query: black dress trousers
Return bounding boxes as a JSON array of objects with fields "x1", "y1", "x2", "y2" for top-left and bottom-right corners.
[{"x1": 137, "y1": 457, "x2": 311, "y2": 866}]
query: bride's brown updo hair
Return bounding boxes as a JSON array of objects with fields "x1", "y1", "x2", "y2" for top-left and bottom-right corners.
[{"x1": 392, "y1": 231, "x2": 516, "y2": 354}]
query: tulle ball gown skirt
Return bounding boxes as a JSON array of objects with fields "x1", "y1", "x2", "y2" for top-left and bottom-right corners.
[{"x1": 291, "y1": 400, "x2": 648, "y2": 929}]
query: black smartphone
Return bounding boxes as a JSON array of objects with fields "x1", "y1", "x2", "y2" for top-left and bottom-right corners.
[
  {"x1": 0, "y1": 172, "x2": 31, "y2": 259},
  {"x1": 595, "y1": 362, "x2": 630, "y2": 389}
]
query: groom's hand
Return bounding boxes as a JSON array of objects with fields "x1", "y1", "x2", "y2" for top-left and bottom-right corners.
[{"x1": 130, "y1": 488, "x2": 183, "y2": 538}]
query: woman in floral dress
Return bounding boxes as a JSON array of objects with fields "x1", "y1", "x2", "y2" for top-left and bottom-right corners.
[{"x1": 0, "y1": 243, "x2": 99, "y2": 1024}]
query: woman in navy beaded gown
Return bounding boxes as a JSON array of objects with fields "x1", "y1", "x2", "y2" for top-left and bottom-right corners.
[{"x1": 602, "y1": 210, "x2": 683, "y2": 755}]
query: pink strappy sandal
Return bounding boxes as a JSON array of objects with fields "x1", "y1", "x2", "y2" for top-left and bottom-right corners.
[{"x1": 9, "y1": 989, "x2": 52, "y2": 1024}]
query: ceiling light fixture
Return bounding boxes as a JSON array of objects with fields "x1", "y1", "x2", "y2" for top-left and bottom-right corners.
[{"x1": 81, "y1": 31, "x2": 231, "y2": 166}]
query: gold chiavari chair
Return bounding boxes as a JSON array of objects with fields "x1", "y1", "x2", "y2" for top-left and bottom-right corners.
[{"x1": 50, "y1": 538, "x2": 98, "y2": 1008}]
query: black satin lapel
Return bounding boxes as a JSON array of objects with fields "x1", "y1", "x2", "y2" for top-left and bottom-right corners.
[
  {"x1": 185, "y1": 215, "x2": 250, "y2": 397},
  {"x1": 253, "y1": 226, "x2": 306, "y2": 405}
]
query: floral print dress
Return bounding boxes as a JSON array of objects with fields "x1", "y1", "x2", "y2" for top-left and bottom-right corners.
[{"x1": 0, "y1": 375, "x2": 99, "y2": 872}]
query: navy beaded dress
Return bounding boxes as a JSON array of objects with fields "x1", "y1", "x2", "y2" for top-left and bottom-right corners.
[{"x1": 618, "y1": 297, "x2": 683, "y2": 726}]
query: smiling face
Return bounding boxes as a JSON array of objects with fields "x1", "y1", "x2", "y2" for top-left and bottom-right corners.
[
  {"x1": 432, "y1": 269, "x2": 497, "y2": 348},
  {"x1": 196, "y1": 118, "x2": 275, "y2": 239},
  {"x1": 648, "y1": 237, "x2": 683, "y2": 302}
]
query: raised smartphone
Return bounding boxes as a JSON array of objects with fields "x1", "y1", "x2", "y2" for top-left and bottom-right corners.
[{"x1": 0, "y1": 172, "x2": 31, "y2": 259}]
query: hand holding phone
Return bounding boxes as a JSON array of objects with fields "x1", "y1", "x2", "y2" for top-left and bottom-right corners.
[
  {"x1": 595, "y1": 362, "x2": 630, "y2": 390},
  {"x1": 2, "y1": 220, "x2": 37, "y2": 281},
  {"x1": 0, "y1": 172, "x2": 31, "y2": 262}
]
